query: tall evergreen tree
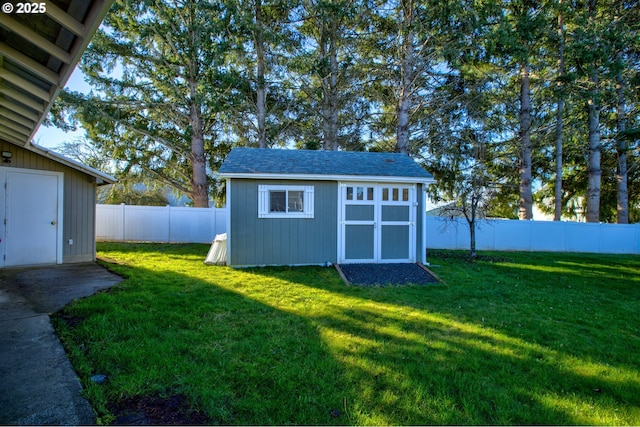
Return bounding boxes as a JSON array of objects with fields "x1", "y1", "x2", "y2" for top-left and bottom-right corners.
[
  {"x1": 553, "y1": 0, "x2": 567, "y2": 221},
  {"x1": 362, "y1": 0, "x2": 462, "y2": 154},
  {"x1": 477, "y1": 0, "x2": 548, "y2": 220},
  {"x1": 572, "y1": 0, "x2": 606, "y2": 222},
  {"x1": 609, "y1": 0, "x2": 640, "y2": 223},
  {"x1": 46, "y1": 0, "x2": 639, "y2": 220},
  {"x1": 290, "y1": 0, "x2": 362, "y2": 150},
  {"x1": 226, "y1": 0, "x2": 302, "y2": 148},
  {"x1": 54, "y1": 0, "x2": 236, "y2": 206}
]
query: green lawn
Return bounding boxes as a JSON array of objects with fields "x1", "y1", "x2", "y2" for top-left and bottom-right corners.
[{"x1": 54, "y1": 243, "x2": 640, "y2": 425}]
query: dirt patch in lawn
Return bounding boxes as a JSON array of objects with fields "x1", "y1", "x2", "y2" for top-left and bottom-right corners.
[{"x1": 110, "y1": 393, "x2": 209, "y2": 425}]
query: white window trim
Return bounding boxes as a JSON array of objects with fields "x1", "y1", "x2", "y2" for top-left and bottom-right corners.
[{"x1": 258, "y1": 185, "x2": 314, "y2": 218}]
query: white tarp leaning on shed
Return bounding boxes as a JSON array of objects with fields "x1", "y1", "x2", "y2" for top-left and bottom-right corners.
[{"x1": 204, "y1": 233, "x2": 227, "y2": 265}]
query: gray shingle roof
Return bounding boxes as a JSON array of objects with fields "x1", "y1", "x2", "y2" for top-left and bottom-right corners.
[{"x1": 219, "y1": 148, "x2": 433, "y2": 180}]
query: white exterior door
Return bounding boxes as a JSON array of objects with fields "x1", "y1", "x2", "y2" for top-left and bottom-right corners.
[
  {"x1": 339, "y1": 183, "x2": 416, "y2": 263},
  {"x1": 341, "y1": 184, "x2": 377, "y2": 263},
  {"x1": 1, "y1": 168, "x2": 63, "y2": 267},
  {"x1": 378, "y1": 185, "x2": 415, "y2": 262}
]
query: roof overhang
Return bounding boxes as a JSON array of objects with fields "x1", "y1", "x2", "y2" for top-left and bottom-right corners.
[
  {"x1": 219, "y1": 172, "x2": 436, "y2": 186},
  {"x1": 0, "y1": 0, "x2": 114, "y2": 182},
  {"x1": 30, "y1": 141, "x2": 116, "y2": 184}
]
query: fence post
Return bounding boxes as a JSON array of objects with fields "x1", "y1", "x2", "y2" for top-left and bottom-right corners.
[
  {"x1": 213, "y1": 208, "x2": 217, "y2": 239},
  {"x1": 598, "y1": 223, "x2": 603, "y2": 254},
  {"x1": 166, "y1": 205, "x2": 171, "y2": 243},
  {"x1": 121, "y1": 203, "x2": 126, "y2": 242}
]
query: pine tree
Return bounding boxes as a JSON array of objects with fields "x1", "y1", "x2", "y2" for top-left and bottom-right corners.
[
  {"x1": 553, "y1": 0, "x2": 566, "y2": 221},
  {"x1": 226, "y1": 0, "x2": 302, "y2": 148},
  {"x1": 291, "y1": 0, "x2": 361, "y2": 150},
  {"x1": 54, "y1": 0, "x2": 236, "y2": 206}
]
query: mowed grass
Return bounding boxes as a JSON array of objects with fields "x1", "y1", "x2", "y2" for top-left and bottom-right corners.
[{"x1": 54, "y1": 243, "x2": 640, "y2": 425}]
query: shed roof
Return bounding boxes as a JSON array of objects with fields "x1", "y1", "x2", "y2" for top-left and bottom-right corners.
[{"x1": 219, "y1": 148, "x2": 434, "y2": 183}]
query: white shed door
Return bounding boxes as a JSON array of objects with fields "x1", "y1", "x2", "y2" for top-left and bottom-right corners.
[
  {"x1": 4, "y1": 170, "x2": 62, "y2": 267},
  {"x1": 339, "y1": 183, "x2": 416, "y2": 263}
]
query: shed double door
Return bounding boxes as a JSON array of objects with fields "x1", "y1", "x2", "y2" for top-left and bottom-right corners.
[{"x1": 339, "y1": 183, "x2": 415, "y2": 263}]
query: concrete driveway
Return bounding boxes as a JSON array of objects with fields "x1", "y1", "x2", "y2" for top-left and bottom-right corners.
[{"x1": 0, "y1": 263, "x2": 122, "y2": 425}]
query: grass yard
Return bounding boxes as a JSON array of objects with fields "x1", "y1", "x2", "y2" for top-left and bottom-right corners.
[{"x1": 54, "y1": 243, "x2": 640, "y2": 425}]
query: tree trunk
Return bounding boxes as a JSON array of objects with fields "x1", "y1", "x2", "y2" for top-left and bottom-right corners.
[
  {"x1": 554, "y1": 3, "x2": 565, "y2": 221},
  {"x1": 585, "y1": 0, "x2": 601, "y2": 223},
  {"x1": 468, "y1": 192, "x2": 478, "y2": 260},
  {"x1": 518, "y1": 63, "x2": 533, "y2": 220},
  {"x1": 328, "y1": 33, "x2": 339, "y2": 151},
  {"x1": 189, "y1": 80, "x2": 210, "y2": 208},
  {"x1": 586, "y1": 84, "x2": 601, "y2": 223},
  {"x1": 469, "y1": 218, "x2": 476, "y2": 260},
  {"x1": 255, "y1": 0, "x2": 267, "y2": 148},
  {"x1": 320, "y1": 54, "x2": 339, "y2": 151},
  {"x1": 321, "y1": 20, "x2": 339, "y2": 151},
  {"x1": 395, "y1": 0, "x2": 414, "y2": 154},
  {"x1": 190, "y1": 132, "x2": 210, "y2": 207},
  {"x1": 554, "y1": 101, "x2": 564, "y2": 220},
  {"x1": 396, "y1": 59, "x2": 412, "y2": 154},
  {"x1": 616, "y1": 55, "x2": 629, "y2": 224}
]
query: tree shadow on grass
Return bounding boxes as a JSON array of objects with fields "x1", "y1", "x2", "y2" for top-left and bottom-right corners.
[
  {"x1": 70, "y1": 244, "x2": 640, "y2": 425},
  {"x1": 56, "y1": 263, "x2": 349, "y2": 425},
  {"x1": 481, "y1": 254, "x2": 640, "y2": 368},
  {"x1": 299, "y1": 251, "x2": 640, "y2": 372},
  {"x1": 306, "y1": 298, "x2": 640, "y2": 424},
  {"x1": 244, "y1": 263, "x2": 640, "y2": 425}
]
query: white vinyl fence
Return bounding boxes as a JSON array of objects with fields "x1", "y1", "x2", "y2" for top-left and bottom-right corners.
[
  {"x1": 426, "y1": 217, "x2": 640, "y2": 254},
  {"x1": 96, "y1": 204, "x2": 640, "y2": 254},
  {"x1": 96, "y1": 204, "x2": 227, "y2": 244}
]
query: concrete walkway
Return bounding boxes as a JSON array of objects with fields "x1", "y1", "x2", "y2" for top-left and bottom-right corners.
[{"x1": 0, "y1": 263, "x2": 122, "y2": 425}]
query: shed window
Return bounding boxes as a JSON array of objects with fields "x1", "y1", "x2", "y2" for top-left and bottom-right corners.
[
  {"x1": 269, "y1": 191, "x2": 286, "y2": 212},
  {"x1": 259, "y1": 185, "x2": 314, "y2": 218},
  {"x1": 346, "y1": 185, "x2": 374, "y2": 202}
]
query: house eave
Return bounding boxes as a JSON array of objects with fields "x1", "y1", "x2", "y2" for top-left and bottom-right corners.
[
  {"x1": 28, "y1": 142, "x2": 117, "y2": 185},
  {"x1": 0, "y1": 0, "x2": 115, "y2": 147}
]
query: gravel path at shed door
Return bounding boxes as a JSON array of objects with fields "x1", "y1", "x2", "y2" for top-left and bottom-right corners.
[{"x1": 338, "y1": 263, "x2": 438, "y2": 286}]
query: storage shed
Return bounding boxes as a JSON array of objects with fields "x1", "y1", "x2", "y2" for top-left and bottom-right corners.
[
  {"x1": 218, "y1": 148, "x2": 435, "y2": 267},
  {"x1": 0, "y1": 142, "x2": 115, "y2": 267}
]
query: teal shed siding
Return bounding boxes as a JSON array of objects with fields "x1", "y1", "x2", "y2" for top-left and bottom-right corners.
[{"x1": 229, "y1": 179, "x2": 337, "y2": 266}]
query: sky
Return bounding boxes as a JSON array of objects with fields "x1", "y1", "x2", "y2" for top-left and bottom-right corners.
[{"x1": 33, "y1": 66, "x2": 90, "y2": 149}]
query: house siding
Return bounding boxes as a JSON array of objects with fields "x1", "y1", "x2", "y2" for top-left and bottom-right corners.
[
  {"x1": 229, "y1": 179, "x2": 337, "y2": 266},
  {"x1": 0, "y1": 140, "x2": 97, "y2": 263},
  {"x1": 63, "y1": 168, "x2": 97, "y2": 262}
]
